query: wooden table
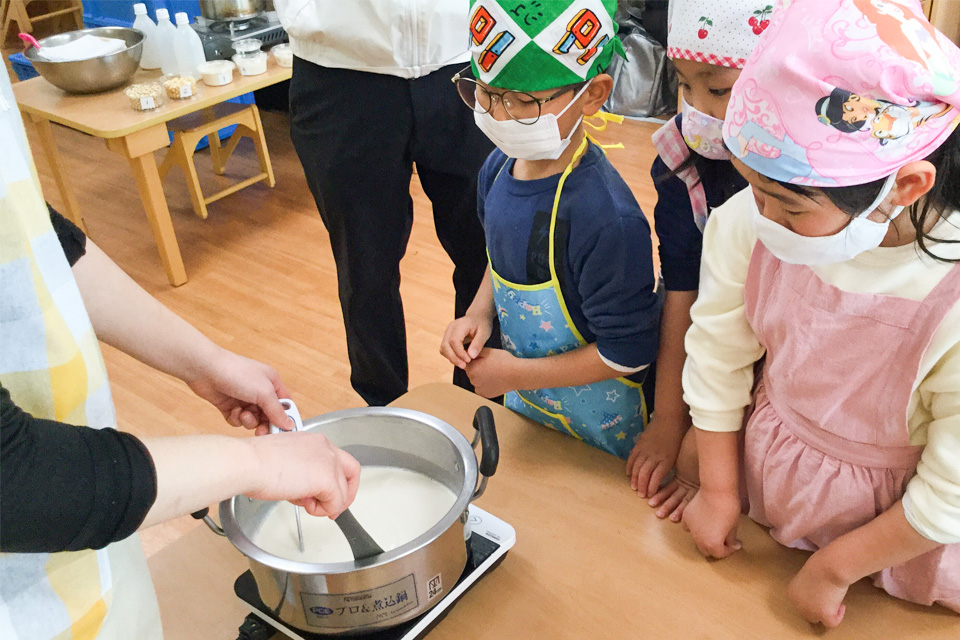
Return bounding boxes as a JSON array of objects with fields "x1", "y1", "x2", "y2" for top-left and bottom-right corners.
[
  {"x1": 148, "y1": 384, "x2": 960, "y2": 639},
  {"x1": 12, "y1": 62, "x2": 292, "y2": 286}
]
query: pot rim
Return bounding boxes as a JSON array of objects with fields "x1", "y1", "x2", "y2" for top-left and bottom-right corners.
[{"x1": 219, "y1": 407, "x2": 478, "y2": 574}]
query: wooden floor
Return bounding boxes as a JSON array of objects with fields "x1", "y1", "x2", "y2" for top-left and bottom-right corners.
[{"x1": 8, "y1": 59, "x2": 666, "y2": 557}]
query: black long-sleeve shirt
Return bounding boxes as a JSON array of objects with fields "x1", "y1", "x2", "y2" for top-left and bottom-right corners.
[{"x1": 0, "y1": 209, "x2": 158, "y2": 553}]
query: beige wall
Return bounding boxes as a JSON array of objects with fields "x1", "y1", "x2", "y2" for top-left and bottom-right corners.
[{"x1": 929, "y1": 0, "x2": 960, "y2": 44}]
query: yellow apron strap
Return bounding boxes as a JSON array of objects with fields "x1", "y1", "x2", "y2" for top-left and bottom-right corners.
[
  {"x1": 545, "y1": 134, "x2": 592, "y2": 346},
  {"x1": 584, "y1": 112, "x2": 626, "y2": 151},
  {"x1": 493, "y1": 156, "x2": 510, "y2": 182},
  {"x1": 547, "y1": 133, "x2": 590, "y2": 285}
]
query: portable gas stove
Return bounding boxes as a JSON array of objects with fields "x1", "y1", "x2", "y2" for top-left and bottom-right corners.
[
  {"x1": 191, "y1": 13, "x2": 287, "y2": 61},
  {"x1": 233, "y1": 505, "x2": 515, "y2": 640}
]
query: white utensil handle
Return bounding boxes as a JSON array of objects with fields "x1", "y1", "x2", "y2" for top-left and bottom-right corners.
[{"x1": 270, "y1": 398, "x2": 304, "y2": 434}]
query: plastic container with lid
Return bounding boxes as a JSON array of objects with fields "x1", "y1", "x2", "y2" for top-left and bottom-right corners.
[
  {"x1": 162, "y1": 74, "x2": 199, "y2": 99},
  {"x1": 232, "y1": 38, "x2": 267, "y2": 76},
  {"x1": 124, "y1": 82, "x2": 164, "y2": 111},
  {"x1": 198, "y1": 60, "x2": 236, "y2": 86},
  {"x1": 271, "y1": 43, "x2": 292, "y2": 68}
]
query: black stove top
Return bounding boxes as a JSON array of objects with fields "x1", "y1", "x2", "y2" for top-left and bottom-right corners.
[
  {"x1": 191, "y1": 14, "x2": 286, "y2": 60},
  {"x1": 234, "y1": 534, "x2": 503, "y2": 640},
  {"x1": 203, "y1": 16, "x2": 268, "y2": 35}
]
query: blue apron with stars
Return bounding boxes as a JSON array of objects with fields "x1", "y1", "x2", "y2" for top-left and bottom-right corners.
[{"x1": 490, "y1": 135, "x2": 648, "y2": 460}]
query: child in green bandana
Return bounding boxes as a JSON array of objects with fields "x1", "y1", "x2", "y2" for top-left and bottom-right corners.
[{"x1": 440, "y1": 0, "x2": 662, "y2": 461}]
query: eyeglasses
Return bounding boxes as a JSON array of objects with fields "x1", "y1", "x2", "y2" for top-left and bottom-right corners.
[{"x1": 451, "y1": 66, "x2": 584, "y2": 125}]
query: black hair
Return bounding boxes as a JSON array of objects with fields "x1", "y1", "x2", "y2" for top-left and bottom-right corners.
[
  {"x1": 815, "y1": 87, "x2": 868, "y2": 134},
  {"x1": 779, "y1": 126, "x2": 960, "y2": 263}
]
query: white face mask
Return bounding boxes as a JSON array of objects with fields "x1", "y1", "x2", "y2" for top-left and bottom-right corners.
[
  {"x1": 473, "y1": 80, "x2": 592, "y2": 161},
  {"x1": 751, "y1": 172, "x2": 905, "y2": 265},
  {"x1": 681, "y1": 98, "x2": 731, "y2": 161}
]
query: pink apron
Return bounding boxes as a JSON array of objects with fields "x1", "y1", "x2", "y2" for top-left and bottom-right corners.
[{"x1": 743, "y1": 242, "x2": 960, "y2": 611}]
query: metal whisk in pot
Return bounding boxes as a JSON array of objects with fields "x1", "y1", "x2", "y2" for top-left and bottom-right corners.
[{"x1": 273, "y1": 399, "x2": 306, "y2": 552}]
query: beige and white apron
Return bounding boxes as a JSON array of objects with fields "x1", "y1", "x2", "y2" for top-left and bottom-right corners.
[{"x1": 0, "y1": 72, "x2": 162, "y2": 640}]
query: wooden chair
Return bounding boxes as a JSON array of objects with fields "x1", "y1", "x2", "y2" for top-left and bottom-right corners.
[
  {"x1": 2, "y1": 0, "x2": 84, "y2": 45},
  {"x1": 159, "y1": 102, "x2": 275, "y2": 220}
]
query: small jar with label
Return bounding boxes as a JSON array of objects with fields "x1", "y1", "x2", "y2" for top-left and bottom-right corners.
[
  {"x1": 124, "y1": 82, "x2": 164, "y2": 111},
  {"x1": 198, "y1": 60, "x2": 236, "y2": 87},
  {"x1": 162, "y1": 75, "x2": 199, "y2": 100},
  {"x1": 232, "y1": 38, "x2": 268, "y2": 76}
]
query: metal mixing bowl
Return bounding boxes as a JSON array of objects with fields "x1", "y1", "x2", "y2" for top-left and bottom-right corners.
[{"x1": 23, "y1": 27, "x2": 144, "y2": 95}]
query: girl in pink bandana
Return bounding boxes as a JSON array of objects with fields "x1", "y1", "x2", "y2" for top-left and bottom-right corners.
[
  {"x1": 627, "y1": 0, "x2": 767, "y2": 521},
  {"x1": 679, "y1": 0, "x2": 960, "y2": 626}
]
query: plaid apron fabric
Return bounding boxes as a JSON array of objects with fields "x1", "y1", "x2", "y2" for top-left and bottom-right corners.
[{"x1": 651, "y1": 116, "x2": 709, "y2": 232}]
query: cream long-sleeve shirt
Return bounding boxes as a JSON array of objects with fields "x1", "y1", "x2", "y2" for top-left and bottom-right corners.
[{"x1": 682, "y1": 187, "x2": 960, "y2": 544}]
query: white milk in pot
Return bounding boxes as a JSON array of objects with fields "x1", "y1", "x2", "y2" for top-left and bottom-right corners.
[{"x1": 254, "y1": 466, "x2": 457, "y2": 563}]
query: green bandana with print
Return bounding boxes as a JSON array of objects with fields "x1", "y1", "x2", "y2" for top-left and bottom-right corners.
[{"x1": 469, "y1": 0, "x2": 624, "y2": 92}]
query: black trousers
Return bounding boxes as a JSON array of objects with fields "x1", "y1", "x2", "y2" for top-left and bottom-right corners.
[{"x1": 289, "y1": 58, "x2": 495, "y2": 406}]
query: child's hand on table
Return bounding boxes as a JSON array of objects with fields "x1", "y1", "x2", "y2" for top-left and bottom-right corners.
[
  {"x1": 787, "y1": 550, "x2": 849, "y2": 628},
  {"x1": 626, "y1": 413, "x2": 684, "y2": 496},
  {"x1": 441, "y1": 314, "x2": 494, "y2": 369},
  {"x1": 628, "y1": 419, "x2": 698, "y2": 522},
  {"x1": 465, "y1": 348, "x2": 520, "y2": 398},
  {"x1": 681, "y1": 488, "x2": 742, "y2": 558}
]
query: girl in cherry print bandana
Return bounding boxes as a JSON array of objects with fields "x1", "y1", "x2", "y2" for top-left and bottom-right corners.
[{"x1": 627, "y1": 0, "x2": 772, "y2": 525}]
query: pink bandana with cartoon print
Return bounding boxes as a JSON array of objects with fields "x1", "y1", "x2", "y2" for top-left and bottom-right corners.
[
  {"x1": 667, "y1": 0, "x2": 774, "y2": 69},
  {"x1": 722, "y1": 0, "x2": 960, "y2": 187}
]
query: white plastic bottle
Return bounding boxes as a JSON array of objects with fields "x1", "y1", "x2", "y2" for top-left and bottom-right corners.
[
  {"x1": 154, "y1": 9, "x2": 179, "y2": 76},
  {"x1": 174, "y1": 12, "x2": 206, "y2": 79},
  {"x1": 132, "y1": 3, "x2": 160, "y2": 69}
]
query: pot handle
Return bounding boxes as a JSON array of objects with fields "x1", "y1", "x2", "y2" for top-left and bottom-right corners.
[
  {"x1": 471, "y1": 406, "x2": 499, "y2": 500},
  {"x1": 191, "y1": 507, "x2": 226, "y2": 537}
]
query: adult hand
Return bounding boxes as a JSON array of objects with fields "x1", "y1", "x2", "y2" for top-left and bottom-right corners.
[
  {"x1": 465, "y1": 348, "x2": 519, "y2": 398},
  {"x1": 787, "y1": 550, "x2": 849, "y2": 628},
  {"x1": 440, "y1": 314, "x2": 494, "y2": 369},
  {"x1": 681, "y1": 488, "x2": 742, "y2": 558},
  {"x1": 248, "y1": 431, "x2": 361, "y2": 518},
  {"x1": 185, "y1": 347, "x2": 293, "y2": 436}
]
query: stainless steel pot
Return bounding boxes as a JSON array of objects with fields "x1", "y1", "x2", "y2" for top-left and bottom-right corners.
[
  {"x1": 198, "y1": 0, "x2": 264, "y2": 21},
  {"x1": 195, "y1": 406, "x2": 498, "y2": 635}
]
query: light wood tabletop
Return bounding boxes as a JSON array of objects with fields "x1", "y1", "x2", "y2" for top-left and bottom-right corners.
[
  {"x1": 148, "y1": 383, "x2": 960, "y2": 639},
  {"x1": 12, "y1": 61, "x2": 292, "y2": 286},
  {"x1": 13, "y1": 63, "x2": 291, "y2": 138}
]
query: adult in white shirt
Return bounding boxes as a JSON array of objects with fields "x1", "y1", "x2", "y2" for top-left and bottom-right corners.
[{"x1": 276, "y1": 0, "x2": 495, "y2": 406}]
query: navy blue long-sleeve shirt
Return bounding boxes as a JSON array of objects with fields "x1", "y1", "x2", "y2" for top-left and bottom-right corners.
[
  {"x1": 478, "y1": 143, "x2": 661, "y2": 371},
  {"x1": 651, "y1": 115, "x2": 748, "y2": 292}
]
